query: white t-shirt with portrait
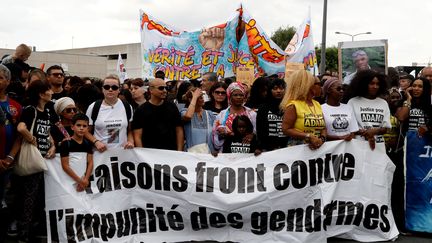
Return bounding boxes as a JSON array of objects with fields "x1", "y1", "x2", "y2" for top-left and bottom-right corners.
[
  {"x1": 321, "y1": 103, "x2": 359, "y2": 137},
  {"x1": 347, "y1": 96, "x2": 391, "y2": 143},
  {"x1": 86, "y1": 100, "x2": 132, "y2": 149}
]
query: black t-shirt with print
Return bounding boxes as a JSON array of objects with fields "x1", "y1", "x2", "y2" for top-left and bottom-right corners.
[
  {"x1": 132, "y1": 101, "x2": 182, "y2": 150},
  {"x1": 20, "y1": 106, "x2": 52, "y2": 156},
  {"x1": 256, "y1": 102, "x2": 288, "y2": 151},
  {"x1": 60, "y1": 138, "x2": 93, "y2": 158},
  {"x1": 222, "y1": 134, "x2": 259, "y2": 154},
  {"x1": 51, "y1": 125, "x2": 73, "y2": 151}
]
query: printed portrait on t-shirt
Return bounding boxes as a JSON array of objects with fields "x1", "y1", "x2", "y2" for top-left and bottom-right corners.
[
  {"x1": 107, "y1": 128, "x2": 120, "y2": 143},
  {"x1": 332, "y1": 116, "x2": 349, "y2": 131}
]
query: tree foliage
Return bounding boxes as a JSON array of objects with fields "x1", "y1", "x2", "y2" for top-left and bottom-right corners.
[
  {"x1": 270, "y1": 26, "x2": 296, "y2": 50},
  {"x1": 315, "y1": 46, "x2": 338, "y2": 72}
]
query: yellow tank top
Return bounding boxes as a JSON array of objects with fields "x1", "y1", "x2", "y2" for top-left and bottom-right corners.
[{"x1": 287, "y1": 100, "x2": 325, "y2": 137}]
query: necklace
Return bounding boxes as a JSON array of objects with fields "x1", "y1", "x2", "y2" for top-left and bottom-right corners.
[{"x1": 104, "y1": 99, "x2": 117, "y2": 109}]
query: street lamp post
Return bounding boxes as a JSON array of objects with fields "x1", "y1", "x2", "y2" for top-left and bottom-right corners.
[
  {"x1": 335, "y1": 31, "x2": 372, "y2": 41},
  {"x1": 320, "y1": 0, "x2": 328, "y2": 75}
]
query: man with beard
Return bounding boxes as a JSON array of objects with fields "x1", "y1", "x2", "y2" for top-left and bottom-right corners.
[{"x1": 256, "y1": 78, "x2": 288, "y2": 151}]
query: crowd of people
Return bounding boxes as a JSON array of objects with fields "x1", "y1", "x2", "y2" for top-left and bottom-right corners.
[{"x1": 0, "y1": 44, "x2": 432, "y2": 242}]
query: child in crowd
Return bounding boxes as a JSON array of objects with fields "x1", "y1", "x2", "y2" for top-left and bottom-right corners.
[
  {"x1": 60, "y1": 113, "x2": 94, "y2": 192},
  {"x1": 222, "y1": 115, "x2": 261, "y2": 156}
]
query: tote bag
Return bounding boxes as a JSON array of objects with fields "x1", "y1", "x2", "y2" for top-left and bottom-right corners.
[{"x1": 15, "y1": 107, "x2": 48, "y2": 176}]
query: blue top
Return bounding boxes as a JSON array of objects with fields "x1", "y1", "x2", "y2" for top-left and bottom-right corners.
[{"x1": 181, "y1": 109, "x2": 216, "y2": 151}]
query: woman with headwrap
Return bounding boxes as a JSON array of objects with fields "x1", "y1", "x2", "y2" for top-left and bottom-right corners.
[
  {"x1": 321, "y1": 77, "x2": 358, "y2": 141},
  {"x1": 280, "y1": 70, "x2": 326, "y2": 150},
  {"x1": 51, "y1": 97, "x2": 77, "y2": 150},
  {"x1": 212, "y1": 82, "x2": 257, "y2": 153},
  {"x1": 256, "y1": 78, "x2": 288, "y2": 151}
]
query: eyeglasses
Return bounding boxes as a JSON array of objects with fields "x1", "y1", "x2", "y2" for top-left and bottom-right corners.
[
  {"x1": 50, "y1": 73, "x2": 64, "y2": 78},
  {"x1": 103, "y1": 85, "x2": 120, "y2": 91},
  {"x1": 64, "y1": 108, "x2": 77, "y2": 113},
  {"x1": 151, "y1": 86, "x2": 168, "y2": 91},
  {"x1": 214, "y1": 91, "x2": 226, "y2": 95}
]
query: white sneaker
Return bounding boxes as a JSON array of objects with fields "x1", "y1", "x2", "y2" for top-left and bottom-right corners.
[{"x1": 7, "y1": 220, "x2": 18, "y2": 237}]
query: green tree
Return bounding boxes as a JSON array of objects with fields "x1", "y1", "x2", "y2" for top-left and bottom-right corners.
[
  {"x1": 315, "y1": 46, "x2": 338, "y2": 73},
  {"x1": 270, "y1": 26, "x2": 296, "y2": 50}
]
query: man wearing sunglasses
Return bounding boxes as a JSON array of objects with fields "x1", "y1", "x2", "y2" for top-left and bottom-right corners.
[
  {"x1": 133, "y1": 78, "x2": 184, "y2": 151},
  {"x1": 46, "y1": 65, "x2": 66, "y2": 102}
]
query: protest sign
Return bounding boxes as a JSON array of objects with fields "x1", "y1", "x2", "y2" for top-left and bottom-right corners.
[
  {"x1": 338, "y1": 39, "x2": 388, "y2": 85},
  {"x1": 405, "y1": 131, "x2": 432, "y2": 233},
  {"x1": 285, "y1": 62, "x2": 306, "y2": 79},
  {"x1": 45, "y1": 140, "x2": 398, "y2": 243},
  {"x1": 236, "y1": 66, "x2": 255, "y2": 86}
]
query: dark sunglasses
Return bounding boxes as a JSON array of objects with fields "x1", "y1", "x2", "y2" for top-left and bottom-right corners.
[
  {"x1": 64, "y1": 108, "x2": 77, "y2": 113},
  {"x1": 103, "y1": 85, "x2": 120, "y2": 91},
  {"x1": 151, "y1": 86, "x2": 169, "y2": 91},
  {"x1": 214, "y1": 91, "x2": 226, "y2": 95},
  {"x1": 51, "y1": 73, "x2": 64, "y2": 77}
]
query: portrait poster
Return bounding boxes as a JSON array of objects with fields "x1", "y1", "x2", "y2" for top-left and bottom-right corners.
[{"x1": 338, "y1": 40, "x2": 388, "y2": 85}]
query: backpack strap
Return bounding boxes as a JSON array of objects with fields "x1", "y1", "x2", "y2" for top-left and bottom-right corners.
[
  {"x1": 90, "y1": 100, "x2": 103, "y2": 126},
  {"x1": 120, "y1": 99, "x2": 132, "y2": 121}
]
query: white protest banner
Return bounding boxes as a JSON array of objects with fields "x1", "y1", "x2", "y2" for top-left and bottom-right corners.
[{"x1": 45, "y1": 140, "x2": 398, "y2": 243}]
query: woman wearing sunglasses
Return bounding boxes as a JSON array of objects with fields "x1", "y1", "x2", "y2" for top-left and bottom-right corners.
[
  {"x1": 321, "y1": 78, "x2": 358, "y2": 141},
  {"x1": 51, "y1": 97, "x2": 77, "y2": 150},
  {"x1": 212, "y1": 82, "x2": 257, "y2": 153},
  {"x1": 85, "y1": 75, "x2": 134, "y2": 152},
  {"x1": 203, "y1": 82, "x2": 228, "y2": 114}
]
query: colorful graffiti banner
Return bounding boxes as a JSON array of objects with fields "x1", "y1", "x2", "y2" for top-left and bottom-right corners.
[
  {"x1": 140, "y1": 6, "x2": 313, "y2": 80},
  {"x1": 405, "y1": 130, "x2": 432, "y2": 233},
  {"x1": 285, "y1": 9, "x2": 319, "y2": 75},
  {"x1": 140, "y1": 10, "x2": 245, "y2": 80}
]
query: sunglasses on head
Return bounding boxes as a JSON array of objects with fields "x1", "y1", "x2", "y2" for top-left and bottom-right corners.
[
  {"x1": 103, "y1": 84, "x2": 120, "y2": 91},
  {"x1": 214, "y1": 91, "x2": 226, "y2": 95},
  {"x1": 151, "y1": 86, "x2": 169, "y2": 91},
  {"x1": 64, "y1": 107, "x2": 77, "y2": 113},
  {"x1": 51, "y1": 73, "x2": 64, "y2": 77}
]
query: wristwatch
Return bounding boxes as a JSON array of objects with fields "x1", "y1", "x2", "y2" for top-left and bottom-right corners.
[{"x1": 304, "y1": 133, "x2": 311, "y2": 143}]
